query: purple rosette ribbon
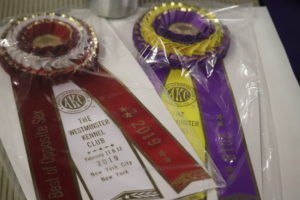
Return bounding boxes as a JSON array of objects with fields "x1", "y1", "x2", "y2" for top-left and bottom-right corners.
[
  {"x1": 152, "y1": 10, "x2": 215, "y2": 44},
  {"x1": 133, "y1": 2, "x2": 261, "y2": 199}
]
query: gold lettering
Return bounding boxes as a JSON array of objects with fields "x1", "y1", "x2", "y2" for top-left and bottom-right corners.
[
  {"x1": 131, "y1": 120, "x2": 146, "y2": 129},
  {"x1": 219, "y1": 140, "x2": 234, "y2": 146},
  {"x1": 142, "y1": 132, "x2": 156, "y2": 141},
  {"x1": 165, "y1": 157, "x2": 172, "y2": 163},
  {"x1": 137, "y1": 126, "x2": 151, "y2": 134},
  {"x1": 148, "y1": 138, "x2": 161, "y2": 146},
  {"x1": 46, "y1": 177, "x2": 64, "y2": 199},
  {"x1": 216, "y1": 114, "x2": 223, "y2": 120},
  {"x1": 32, "y1": 110, "x2": 46, "y2": 125},
  {"x1": 217, "y1": 121, "x2": 224, "y2": 127},
  {"x1": 217, "y1": 133, "x2": 233, "y2": 139},
  {"x1": 43, "y1": 166, "x2": 58, "y2": 175},
  {"x1": 221, "y1": 154, "x2": 236, "y2": 162},
  {"x1": 226, "y1": 167, "x2": 234, "y2": 174},
  {"x1": 37, "y1": 125, "x2": 48, "y2": 133},
  {"x1": 159, "y1": 151, "x2": 166, "y2": 157}
]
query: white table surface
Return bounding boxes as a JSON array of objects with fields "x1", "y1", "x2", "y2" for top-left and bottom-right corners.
[
  {"x1": 1, "y1": 6, "x2": 298, "y2": 200},
  {"x1": 109, "y1": 6, "x2": 300, "y2": 200},
  {"x1": 253, "y1": 7, "x2": 300, "y2": 200}
]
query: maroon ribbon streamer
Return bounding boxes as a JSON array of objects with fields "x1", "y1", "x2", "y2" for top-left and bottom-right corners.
[{"x1": 13, "y1": 75, "x2": 82, "y2": 200}]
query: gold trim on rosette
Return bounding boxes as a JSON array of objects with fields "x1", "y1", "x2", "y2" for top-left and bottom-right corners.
[
  {"x1": 138, "y1": 3, "x2": 224, "y2": 199},
  {"x1": 140, "y1": 2, "x2": 224, "y2": 57},
  {"x1": 0, "y1": 13, "x2": 98, "y2": 77}
]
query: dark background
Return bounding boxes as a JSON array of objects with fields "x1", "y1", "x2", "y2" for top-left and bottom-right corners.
[{"x1": 261, "y1": 0, "x2": 300, "y2": 84}]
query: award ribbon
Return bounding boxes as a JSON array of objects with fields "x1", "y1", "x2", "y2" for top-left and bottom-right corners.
[
  {"x1": 52, "y1": 81, "x2": 162, "y2": 200},
  {"x1": 161, "y1": 69, "x2": 206, "y2": 163},
  {"x1": 0, "y1": 13, "x2": 94, "y2": 200},
  {"x1": 0, "y1": 13, "x2": 213, "y2": 199},
  {"x1": 71, "y1": 64, "x2": 211, "y2": 193},
  {"x1": 133, "y1": 2, "x2": 260, "y2": 199}
]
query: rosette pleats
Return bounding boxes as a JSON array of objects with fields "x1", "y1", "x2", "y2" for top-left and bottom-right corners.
[
  {"x1": 0, "y1": 12, "x2": 215, "y2": 199},
  {"x1": 0, "y1": 13, "x2": 96, "y2": 200},
  {"x1": 133, "y1": 2, "x2": 260, "y2": 199}
]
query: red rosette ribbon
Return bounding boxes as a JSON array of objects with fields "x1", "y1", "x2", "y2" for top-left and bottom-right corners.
[{"x1": 0, "y1": 13, "x2": 212, "y2": 199}]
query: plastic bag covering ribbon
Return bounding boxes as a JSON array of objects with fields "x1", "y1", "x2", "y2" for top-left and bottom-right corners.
[
  {"x1": 133, "y1": 2, "x2": 261, "y2": 199},
  {"x1": 0, "y1": 13, "x2": 212, "y2": 200}
]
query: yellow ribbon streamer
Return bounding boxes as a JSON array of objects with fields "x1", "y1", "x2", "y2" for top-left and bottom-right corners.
[
  {"x1": 161, "y1": 69, "x2": 206, "y2": 199},
  {"x1": 139, "y1": 3, "x2": 226, "y2": 198},
  {"x1": 161, "y1": 69, "x2": 206, "y2": 162}
]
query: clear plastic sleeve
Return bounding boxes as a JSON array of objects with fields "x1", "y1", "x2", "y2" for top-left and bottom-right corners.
[
  {"x1": 109, "y1": 1, "x2": 282, "y2": 200},
  {"x1": 0, "y1": 9, "x2": 225, "y2": 200},
  {"x1": 0, "y1": 1, "x2": 282, "y2": 200}
]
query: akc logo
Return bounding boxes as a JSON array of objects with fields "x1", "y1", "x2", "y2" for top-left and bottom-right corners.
[
  {"x1": 164, "y1": 83, "x2": 196, "y2": 107},
  {"x1": 56, "y1": 90, "x2": 92, "y2": 114}
]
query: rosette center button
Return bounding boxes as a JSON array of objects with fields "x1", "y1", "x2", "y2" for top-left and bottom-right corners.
[
  {"x1": 169, "y1": 23, "x2": 200, "y2": 36},
  {"x1": 32, "y1": 34, "x2": 64, "y2": 48}
]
